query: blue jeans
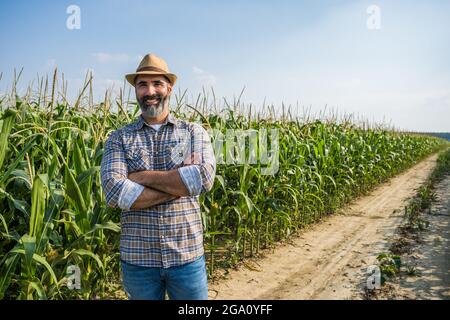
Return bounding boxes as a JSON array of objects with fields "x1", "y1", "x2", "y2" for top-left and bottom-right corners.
[{"x1": 121, "y1": 255, "x2": 208, "y2": 300}]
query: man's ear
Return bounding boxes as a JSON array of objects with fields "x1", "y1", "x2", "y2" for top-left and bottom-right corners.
[{"x1": 167, "y1": 83, "x2": 173, "y2": 95}]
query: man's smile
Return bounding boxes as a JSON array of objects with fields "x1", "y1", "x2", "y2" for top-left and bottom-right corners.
[
  {"x1": 144, "y1": 96, "x2": 162, "y2": 106},
  {"x1": 145, "y1": 99, "x2": 160, "y2": 106}
]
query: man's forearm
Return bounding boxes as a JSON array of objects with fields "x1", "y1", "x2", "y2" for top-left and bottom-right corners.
[
  {"x1": 130, "y1": 186, "x2": 178, "y2": 209},
  {"x1": 129, "y1": 170, "x2": 190, "y2": 197}
]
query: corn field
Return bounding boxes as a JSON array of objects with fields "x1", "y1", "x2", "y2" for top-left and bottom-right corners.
[{"x1": 0, "y1": 74, "x2": 448, "y2": 299}]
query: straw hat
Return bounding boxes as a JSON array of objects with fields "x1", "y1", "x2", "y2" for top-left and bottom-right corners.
[{"x1": 125, "y1": 53, "x2": 177, "y2": 86}]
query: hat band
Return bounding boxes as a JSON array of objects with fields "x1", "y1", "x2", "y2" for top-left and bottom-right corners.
[{"x1": 136, "y1": 66, "x2": 168, "y2": 73}]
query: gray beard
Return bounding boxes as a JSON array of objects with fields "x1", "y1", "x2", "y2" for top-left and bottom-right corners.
[{"x1": 138, "y1": 96, "x2": 169, "y2": 118}]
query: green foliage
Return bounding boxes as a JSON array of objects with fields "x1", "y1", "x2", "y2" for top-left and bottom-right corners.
[
  {"x1": 376, "y1": 253, "x2": 402, "y2": 284},
  {"x1": 0, "y1": 84, "x2": 448, "y2": 299}
]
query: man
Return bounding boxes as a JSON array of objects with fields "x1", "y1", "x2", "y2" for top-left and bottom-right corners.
[{"x1": 100, "y1": 53, "x2": 216, "y2": 300}]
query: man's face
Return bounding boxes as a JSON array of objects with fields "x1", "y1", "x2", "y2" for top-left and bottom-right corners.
[{"x1": 135, "y1": 74, "x2": 172, "y2": 118}]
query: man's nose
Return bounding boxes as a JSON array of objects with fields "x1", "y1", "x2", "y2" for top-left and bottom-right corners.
[{"x1": 144, "y1": 84, "x2": 157, "y2": 96}]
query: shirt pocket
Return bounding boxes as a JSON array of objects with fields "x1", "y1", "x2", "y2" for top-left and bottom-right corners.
[
  {"x1": 125, "y1": 147, "x2": 153, "y2": 172},
  {"x1": 164, "y1": 141, "x2": 188, "y2": 170}
]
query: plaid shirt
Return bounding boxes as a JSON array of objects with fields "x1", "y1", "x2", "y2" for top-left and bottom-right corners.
[{"x1": 100, "y1": 113, "x2": 216, "y2": 268}]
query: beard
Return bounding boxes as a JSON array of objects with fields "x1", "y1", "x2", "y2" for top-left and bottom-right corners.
[{"x1": 137, "y1": 94, "x2": 170, "y2": 118}]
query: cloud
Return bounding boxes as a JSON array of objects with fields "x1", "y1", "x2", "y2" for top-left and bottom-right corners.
[
  {"x1": 92, "y1": 53, "x2": 141, "y2": 63},
  {"x1": 193, "y1": 66, "x2": 216, "y2": 86}
]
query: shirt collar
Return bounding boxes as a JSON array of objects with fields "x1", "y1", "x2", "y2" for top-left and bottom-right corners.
[{"x1": 132, "y1": 112, "x2": 178, "y2": 131}]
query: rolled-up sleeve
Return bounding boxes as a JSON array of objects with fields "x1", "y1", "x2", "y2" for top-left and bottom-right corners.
[
  {"x1": 100, "y1": 130, "x2": 144, "y2": 209},
  {"x1": 178, "y1": 124, "x2": 216, "y2": 196}
]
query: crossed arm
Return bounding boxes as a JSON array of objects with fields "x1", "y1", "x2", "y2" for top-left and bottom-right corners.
[
  {"x1": 100, "y1": 125, "x2": 216, "y2": 211},
  {"x1": 127, "y1": 170, "x2": 190, "y2": 209}
]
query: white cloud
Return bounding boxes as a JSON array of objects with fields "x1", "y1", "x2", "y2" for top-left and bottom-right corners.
[{"x1": 193, "y1": 66, "x2": 216, "y2": 86}]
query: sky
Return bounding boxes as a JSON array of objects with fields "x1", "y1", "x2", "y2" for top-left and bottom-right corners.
[{"x1": 0, "y1": 0, "x2": 449, "y2": 132}]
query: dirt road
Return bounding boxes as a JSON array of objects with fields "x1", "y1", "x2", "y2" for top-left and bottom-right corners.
[
  {"x1": 375, "y1": 174, "x2": 450, "y2": 299},
  {"x1": 208, "y1": 154, "x2": 445, "y2": 299}
]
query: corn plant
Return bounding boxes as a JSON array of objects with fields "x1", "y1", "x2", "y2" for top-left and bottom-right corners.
[{"x1": 0, "y1": 73, "x2": 448, "y2": 298}]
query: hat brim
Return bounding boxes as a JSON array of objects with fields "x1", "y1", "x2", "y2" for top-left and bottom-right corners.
[{"x1": 125, "y1": 71, "x2": 177, "y2": 87}]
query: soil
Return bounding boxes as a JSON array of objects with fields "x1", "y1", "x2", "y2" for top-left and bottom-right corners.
[{"x1": 208, "y1": 154, "x2": 449, "y2": 300}]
